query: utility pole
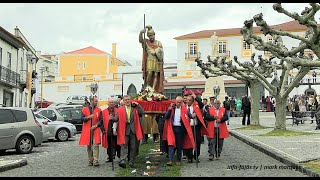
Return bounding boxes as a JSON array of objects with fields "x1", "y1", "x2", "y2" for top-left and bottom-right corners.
[
  {"x1": 40, "y1": 66, "x2": 45, "y2": 108},
  {"x1": 26, "y1": 52, "x2": 35, "y2": 108}
]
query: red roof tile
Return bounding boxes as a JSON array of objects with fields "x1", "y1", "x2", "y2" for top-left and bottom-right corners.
[
  {"x1": 174, "y1": 20, "x2": 310, "y2": 40},
  {"x1": 65, "y1": 46, "x2": 107, "y2": 54}
]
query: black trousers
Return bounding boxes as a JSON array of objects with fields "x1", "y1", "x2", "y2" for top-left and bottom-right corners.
[
  {"x1": 159, "y1": 125, "x2": 168, "y2": 153},
  {"x1": 107, "y1": 134, "x2": 121, "y2": 159},
  {"x1": 186, "y1": 125, "x2": 201, "y2": 160},
  {"x1": 242, "y1": 111, "x2": 251, "y2": 125}
]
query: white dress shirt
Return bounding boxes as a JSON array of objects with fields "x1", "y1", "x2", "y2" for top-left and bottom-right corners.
[
  {"x1": 187, "y1": 105, "x2": 198, "y2": 126},
  {"x1": 173, "y1": 107, "x2": 182, "y2": 126}
]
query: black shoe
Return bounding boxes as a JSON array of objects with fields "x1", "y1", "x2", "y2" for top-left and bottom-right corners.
[
  {"x1": 119, "y1": 163, "x2": 126, "y2": 168},
  {"x1": 106, "y1": 159, "x2": 113, "y2": 163},
  {"x1": 187, "y1": 159, "x2": 193, "y2": 163}
]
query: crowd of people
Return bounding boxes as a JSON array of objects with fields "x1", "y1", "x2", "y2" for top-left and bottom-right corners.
[{"x1": 78, "y1": 94, "x2": 231, "y2": 168}]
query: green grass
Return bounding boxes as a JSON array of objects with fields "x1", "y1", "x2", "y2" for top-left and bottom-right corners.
[
  {"x1": 236, "y1": 124, "x2": 271, "y2": 130},
  {"x1": 257, "y1": 129, "x2": 316, "y2": 137},
  {"x1": 115, "y1": 139, "x2": 182, "y2": 177},
  {"x1": 303, "y1": 160, "x2": 320, "y2": 173}
]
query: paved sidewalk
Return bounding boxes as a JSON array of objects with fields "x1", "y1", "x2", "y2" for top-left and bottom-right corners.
[
  {"x1": 0, "y1": 158, "x2": 27, "y2": 172},
  {"x1": 228, "y1": 112, "x2": 320, "y2": 177}
]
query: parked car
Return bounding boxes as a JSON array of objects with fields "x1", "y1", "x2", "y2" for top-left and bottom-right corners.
[
  {"x1": 47, "y1": 103, "x2": 68, "y2": 108},
  {"x1": 66, "y1": 95, "x2": 87, "y2": 105},
  {"x1": 35, "y1": 100, "x2": 55, "y2": 108},
  {"x1": 34, "y1": 114, "x2": 51, "y2": 142},
  {"x1": 34, "y1": 113, "x2": 77, "y2": 142},
  {"x1": 0, "y1": 107, "x2": 43, "y2": 154},
  {"x1": 36, "y1": 105, "x2": 84, "y2": 132}
]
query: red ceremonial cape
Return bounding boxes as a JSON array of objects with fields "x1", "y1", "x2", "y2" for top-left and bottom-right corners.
[
  {"x1": 207, "y1": 107, "x2": 230, "y2": 139},
  {"x1": 192, "y1": 103, "x2": 209, "y2": 136},
  {"x1": 163, "y1": 105, "x2": 195, "y2": 149},
  {"x1": 117, "y1": 106, "x2": 144, "y2": 145},
  {"x1": 101, "y1": 107, "x2": 118, "y2": 148},
  {"x1": 79, "y1": 106, "x2": 102, "y2": 146}
]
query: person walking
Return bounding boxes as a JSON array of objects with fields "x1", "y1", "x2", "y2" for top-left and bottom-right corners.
[
  {"x1": 163, "y1": 96, "x2": 194, "y2": 166},
  {"x1": 185, "y1": 94, "x2": 208, "y2": 163},
  {"x1": 79, "y1": 96, "x2": 104, "y2": 166},
  {"x1": 101, "y1": 98, "x2": 120, "y2": 162},
  {"x1": 204, "y1": 99, "x2": 229, "y2": 160},
  {"x1": 116, "y1": 95, "x2": 144, "y2": 168}
]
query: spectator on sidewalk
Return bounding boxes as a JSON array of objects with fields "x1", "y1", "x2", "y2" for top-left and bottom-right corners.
[
  {"x1": 241, "y1": 96, "x2": 251, "y2": 126},
  {"x1": 223, "y1": 96, "x2": 231, "y2": 125}
]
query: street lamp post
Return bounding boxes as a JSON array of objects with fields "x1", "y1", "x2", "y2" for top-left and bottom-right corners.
[
  {"x1": 26, "y1": 52, "x2": 35, "y2": 108},
  {"x1": 39, "y1": 66, "x2": 46, "y2": 108}
]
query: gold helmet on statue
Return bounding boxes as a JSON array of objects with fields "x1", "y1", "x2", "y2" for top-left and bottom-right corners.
[{"x1": 146, "y1": 25, "x2": 155, "y2": 37}]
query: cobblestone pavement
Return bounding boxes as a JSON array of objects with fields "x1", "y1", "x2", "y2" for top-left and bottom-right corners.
[
  {"x1": 181, "y1": 137, "x2": 308, "y2": 177},
  {"x1": 0, "y1": 134, "x2": 118, "y2": 177}
]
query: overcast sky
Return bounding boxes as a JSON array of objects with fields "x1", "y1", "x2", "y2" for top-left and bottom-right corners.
[{"x1": 0, "y1": 3, "x2": 317, "y2": 65}]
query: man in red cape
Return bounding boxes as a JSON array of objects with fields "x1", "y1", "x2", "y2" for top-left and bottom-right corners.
[
  {"x1": 115, "y1": 95, "x2": 144, "y2": 168},
  {"x1": 101, "y1": 98, "x2": 120, "y2": 162},
  {"x1": 79, "y1": 96, "x2": 104, "y2": 166},
  {"x1": 185, "y1": 94, "x2": 209, "y2": 163},
  {"x1": 204, "y1": 99, "x2": 229, "y2": 160},
  {"x1": 163, "y1": 96, "x2": 195, "y2": 166}
]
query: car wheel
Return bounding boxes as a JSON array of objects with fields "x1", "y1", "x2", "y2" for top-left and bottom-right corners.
[
  {"x1": 15, "y1": 135, "x2": 34, "y2": 154},
  {"x1": 56, "y1": 128, "x2": 69, "y2": 142}
]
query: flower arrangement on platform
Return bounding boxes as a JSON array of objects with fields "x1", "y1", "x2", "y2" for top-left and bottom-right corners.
[{"x1": 135, "y1": 85, "x2": 168, "y2": 101}]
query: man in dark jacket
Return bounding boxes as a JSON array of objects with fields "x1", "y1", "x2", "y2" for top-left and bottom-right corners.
[{"x1": 241, "y1": 96, "x2": 251, "y2": 125}]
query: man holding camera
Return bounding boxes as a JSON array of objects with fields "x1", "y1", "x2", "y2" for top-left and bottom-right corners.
[
  {"x1": 163, "y1": 96, "x2": 194, "y2": 166},
  {"x1": 116, "y1": 95, "x2": 144, "y2": 168}
]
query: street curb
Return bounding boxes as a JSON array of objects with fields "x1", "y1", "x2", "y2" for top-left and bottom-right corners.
[
  {"x1": 0, "y1": 159, "x2": 28, "y2": 173},
  {"x1": 229, "y1": 130, "x2": 320, "y2": 177}
]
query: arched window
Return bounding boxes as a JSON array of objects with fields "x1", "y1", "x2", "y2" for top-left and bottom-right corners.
[{"x1": 127, "y1": 83, "x2": 137, "y2": 98}]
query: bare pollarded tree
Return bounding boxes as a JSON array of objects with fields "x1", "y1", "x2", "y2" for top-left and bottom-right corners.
[
  {"x1": 240, "y1": 3, "x2": 320, "y2": 129},
  {"x1": 197, "y1": 3, "x2": 320, "y2": 130},
  {"x1": 196, "y1": 53, "x2": 278, "y2": 126}
]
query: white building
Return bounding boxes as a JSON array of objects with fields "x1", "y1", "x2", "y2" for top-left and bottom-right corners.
[
  {"x1": 168, "y1": 20, "x2": 318, "y2": 99},
  {"x1": 0, "y1": 26, "x2": 38, "y2": 107}
]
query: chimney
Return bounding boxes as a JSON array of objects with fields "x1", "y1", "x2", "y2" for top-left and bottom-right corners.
[
  {"x1": 112, "y1": 43, "x2": 116, "y2": 65},
  {"x1": 14, "y1": 26, "x2": 19, "y2": 36}
]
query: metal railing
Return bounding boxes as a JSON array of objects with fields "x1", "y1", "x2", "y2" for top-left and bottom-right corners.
[
  {"x1": 0, "y1": 65, "x2": 20, "y2": 87},
  {"x1": 217, "y1": 50, "x2": 230, "y2": 58},
  {"x1": 185, "y1": 52, "x2": 201, "y2": 59}
]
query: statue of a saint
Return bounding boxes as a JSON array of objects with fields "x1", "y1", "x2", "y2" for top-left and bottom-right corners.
[
  {"x1": 139, "y1": 25, "x2": 164, "y2": 94},
  {"x1": 210, "y1": 32, "x2": 218, "y2": 57}
]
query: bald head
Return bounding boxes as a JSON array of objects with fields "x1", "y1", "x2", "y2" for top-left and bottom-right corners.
[
  {"x1": 214, "y1": 99, "x2": 221, "y2": 109},
  {"x1": 175, "y1": 96, "x2": 183, "y2": 108},
  {"x1": 107, "y1": 98, "x2": 115, "y2": 108}
]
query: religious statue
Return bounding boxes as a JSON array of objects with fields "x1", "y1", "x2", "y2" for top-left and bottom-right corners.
[
  {"x1": 139, "y1": 25, "x2": 164, "y2": 94},
  {"x1": 210, "y1": 32, "x2": 218, "y2": 57}
]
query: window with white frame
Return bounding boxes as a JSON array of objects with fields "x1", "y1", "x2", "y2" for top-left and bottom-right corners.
[
  {"x1": 243, "y1": 40, "x2": 251, "y2": 50},
  {"x1": 189, "y1": 43, "x2": 198, "y2": 56},
  {"x1": 7, "y1": 52, "x2": 11, "y2": 70},
  {"x1": 218, "y1": 41, "x2": 227, "y2": 53},
  {"x1": 83, "y1": 62, "x2": 86, "y2": 69},
  {"x1": 77, "y1": 62, "x2": 81, "y2": 69}
]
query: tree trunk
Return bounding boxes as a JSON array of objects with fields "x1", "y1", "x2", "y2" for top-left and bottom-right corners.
[
  {"x1": 274, "y1": 97, "x2": 287, "y2": 130},
  {"x1": 249, "y1": 81, "x2": 260, "y2": 125}
]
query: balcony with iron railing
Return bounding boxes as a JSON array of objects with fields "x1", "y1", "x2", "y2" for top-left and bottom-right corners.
[
  {"x1": 0, "y1": 65, "x2": 20, "y2": 87},
  {"x1": 217, "y1": 50, "x2": 230, "y2": 58},
  {"x1": 185, "y1": 52, "x2": 201, "y2": 60}
]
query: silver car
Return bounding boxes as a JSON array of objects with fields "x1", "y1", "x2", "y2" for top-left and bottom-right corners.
[
  {"x1": 0, "y1": 107, "x2": 43, "y2": 154},
  {"x1": 66, "y1": 95, "x2": 87, "y2": 105},
  {"x1": 35, "y1": 113, "x2": 77, "y2": 142},
  {"x1": 37, "y1": 105, "x2": 83, "y2": 132}
]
